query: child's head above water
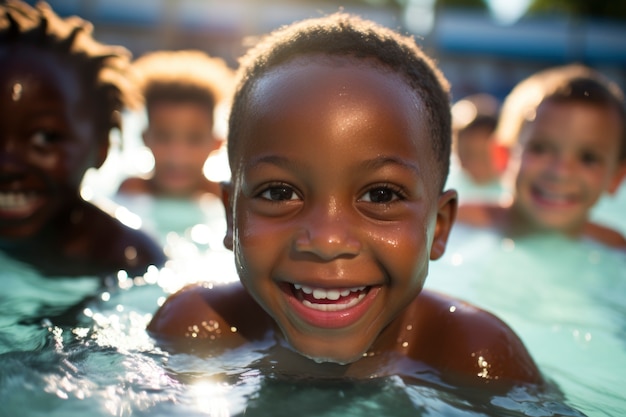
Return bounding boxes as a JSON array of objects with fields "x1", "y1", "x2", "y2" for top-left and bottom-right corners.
[
  {"x1": 497, "y1": 64, "x2": 626, "y2": 162},
  {"x1": 149, "y1": 12, "x2": 543, "y2": 387},
  {"x1": 222, "y1": 12, "x2": 457, "y2": 364},
  {"x1": 0, "y1": 0, "x2": 136, "y2": 149},
  {"x1": 451, "y1": 93, "x2": 501, "y2": 185},
  {"x1": 228, "y1": 12, "x2": 452, "y2": 191},
  {"x1": 0, "y1": 0, "x2": 165, "y2": 276},
  {"x1": 456, "y1": 64, "x2": 626, "y2": 246},
  {"x1": 118, "y1": 50, "x2": 234, "y2": 197},
  {"x1": 497, "y1": 65, "x2": 626, "y2": 237}
]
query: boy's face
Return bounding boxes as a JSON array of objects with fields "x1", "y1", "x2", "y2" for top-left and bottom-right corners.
[
  {"x1": 0, "y1": 46, "x2": 105, "y2": 240},
  {"x1": 457, "y1": 127, "x2": 498, "y2": 184},
  {"x1": 513, "y1": 100, "x2": 624, "y2": 234},
  {"x1": 223, "y1": 56, "x2": 456, "y2": 364},
  {"x1": 144, "y1": 101, "x2": 221, "y2": 196}
]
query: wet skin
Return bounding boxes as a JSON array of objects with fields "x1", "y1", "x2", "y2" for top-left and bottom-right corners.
[
  {"x1": 118, "y1": 101, "x2": 223, "y2": 198},
  {"x1": 0, "y1": 46, "x2": 104, "y2": 239},
  {"x1": 456, "y1": 126, "x2": 500, "y2": 185},
  {"x1": 148, "y1": 56, "x2": 543, "y2": 387},
  {"x1": 0, "y1": 45, "x2": 165, "y2": 276},
  {"x1": 456, "y1": 100, "x2": 626, "y2": 248},
  {"x1": 511, "y1": 100, "x2": 625, "y2": 236}
]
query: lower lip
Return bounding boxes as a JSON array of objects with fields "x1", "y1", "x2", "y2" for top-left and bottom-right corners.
[{"x1": 282, "y1": 284, "x2": 380, "y2": 329}]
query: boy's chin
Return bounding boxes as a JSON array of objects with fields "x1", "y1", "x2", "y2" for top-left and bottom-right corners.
[{"x1": 290, "y1": 340, "x2": 368, "y2": 366}]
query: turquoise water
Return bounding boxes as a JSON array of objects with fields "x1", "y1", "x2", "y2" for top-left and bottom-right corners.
[
  {"x1": 426, "y1": 225, "x2": 626, "y2": 417},
  {"x1": 2, "y1": 115, "x2": 624, "y2": 415},
  {"x1": 1, "y1": 194, "x2": 619, "y2": 416},
  {"x1": 0, "y1": 258, "x2": 585, "y2": 416}
]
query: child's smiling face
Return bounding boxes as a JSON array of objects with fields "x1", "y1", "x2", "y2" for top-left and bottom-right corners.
[
  {"x1": 224, "y1": 56, "x2": 456, "y2": 364},
  {"x1": 512, "y1": 99, "x2": 624, "y2": 235},
  {"x1": 0, "y1": 46, "x2": 105, "y2": 240},
  {"x1": 144, "y1": 101, "x2": 220, "y2": 196}
]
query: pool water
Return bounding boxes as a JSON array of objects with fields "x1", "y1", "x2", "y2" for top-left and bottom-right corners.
[
  {"x1": 426, "y1": 225, "x2": 626, "y2": 417},
  {"x1": 2, "y1": 192, "x2": 620, "y2": 417},
  {"x1": 2, "y1": 112, "x2": 624, "y2": 416},
  {"x1": 0, "y1": 264, "x2": 585, "y2": 416}
]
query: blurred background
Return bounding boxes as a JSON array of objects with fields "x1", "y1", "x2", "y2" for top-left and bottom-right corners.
[{"x1": 23, "y1": 0, "x2": 626, "y2": 102}]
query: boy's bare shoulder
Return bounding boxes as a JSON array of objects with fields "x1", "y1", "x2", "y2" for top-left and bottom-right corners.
[
  {"x1": 78, "y1": 202, "x2": 166, "y2": 275},
  {"x1": 147, "y1": 281, "x2": 272, "y2": 349},
  {"x1": 584, "y1": 221, "x2": 626, "y2": 249},
  {"x1": 410, "y1": 290, "x2": 542, "y2": 387},
  {"x1": 117, "y1": 177, "x2": 151, "y2": 195}
]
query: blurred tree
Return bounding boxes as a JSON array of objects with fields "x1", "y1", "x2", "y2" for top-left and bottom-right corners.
[{"x1": 528, "y1": 0, "x2": 626, "y2": 20}]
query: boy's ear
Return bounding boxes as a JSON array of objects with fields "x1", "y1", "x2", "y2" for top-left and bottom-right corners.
[
  {"x1": 608, "y1": 162, "x2": 626, "y2": 195},
  {"x1": 220, "y1": 181, "x2": 234, "y2": 251},
  {"x1": 430, "y1": 189, "x2": 458, "y2": 260}
]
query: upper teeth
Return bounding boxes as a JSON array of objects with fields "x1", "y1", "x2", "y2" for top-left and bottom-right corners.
[
  {"x1": 536, "y1": 189, "x2": 572, "y2": 202},
  {"x1": 0, "y1": 192, "x2": 39, "y2": 210},
  {"x1": 293, "y1": 284, "x2": 366, "y2": 300}
]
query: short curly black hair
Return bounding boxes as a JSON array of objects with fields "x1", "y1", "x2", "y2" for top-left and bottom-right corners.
[
  {"x1": 130, "y1": 49, "x2": 234, "y2": 116},
  {"x1": 0, "y1": 0, "x2": 136, "y2": 143},
  {"x1": 228, "y1": 12, "x2": 452, "y2": 190},
  {"x1": 497, "y1": 64, "x2": 626, "y2": 161}
]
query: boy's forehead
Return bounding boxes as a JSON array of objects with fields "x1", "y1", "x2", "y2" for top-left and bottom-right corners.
[
  {"x1": 248, "y1": 55, "x2": 422, "y2": 123},
  {"x1": 231, "y1": 56, "x2": 441, "y2": 179},
  {"x1": 1, "y1": 45, "x2": 82, "y2": 94},
  {"x1": 521, "y1": 99, "x2": 624, "y2": 148}
]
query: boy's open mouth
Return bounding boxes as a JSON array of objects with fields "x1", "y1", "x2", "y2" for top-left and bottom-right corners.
[
  {"x1": 290, "y1": 283, "x2": 369, "y2": 311},
  {"x1": 531, "y1": 186, "x2": 577, "y2": 206},
  {"x1": 0, "y1": 191, "x2": 45, "y2": 219}
]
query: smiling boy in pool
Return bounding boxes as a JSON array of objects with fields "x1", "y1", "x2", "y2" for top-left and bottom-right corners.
[
  {"x1": 117, "y1": 50, "x2": 234, "y2": 199},
  {"x1": 0, "y1": 1, "x2": 166, "y2": 277},
  {"x1": 148, "y1": 13, "x2": 543, "y2": 388},
  {"x1": 457, "y1": 65, "x2": 626, "y2": 248}
]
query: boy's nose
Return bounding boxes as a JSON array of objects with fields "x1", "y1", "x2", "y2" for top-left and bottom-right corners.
[
  {"x1": 293, "y1": 201, "x2": 361, "y2": 260},
  {"x1": 546, "y1": 154, "x2": 576, "y2": 178}
]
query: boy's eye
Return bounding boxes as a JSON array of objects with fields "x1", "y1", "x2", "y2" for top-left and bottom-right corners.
[
  {"x1": 30, "y1": 130, "x2": 63, "y2": 148},
  {"x1": 188, "y1": 133, "x2": 206, "y2": 145},
  {"x1": 526, "y1": 141, "x2": 548, "y2": 155},
  {"x1": 580, "y1": 151, "x2": 602, "y2": 166},
  {"x1": 359, "y1": 186, "x2": 402, "y2": 203},
  {"x1": 258, "y1": 185, "x2": 300, "y2": 201},
  {"x1": 150, "y1": 131, "x2": 172, "y2": 143}
]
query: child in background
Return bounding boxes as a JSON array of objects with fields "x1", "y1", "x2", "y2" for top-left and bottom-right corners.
[
  {"x1": 0, "y1": 1, "x2": 166, "y2": 277},
  {"x1": 148, "y1": 13, "x2": 543, "y2": 389},
  {"x1": 457, "y1": 64, "x2": 626, "y2": 249},
  {"x1": 447, "y1": 93, "x2": 508, "y2": 203},
  {"x1": 117, "y1": 50, "x2": 234, "y2": 199}
]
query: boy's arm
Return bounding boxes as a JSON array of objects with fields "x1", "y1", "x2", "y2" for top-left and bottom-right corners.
[
  {"x1": 584, "y1": 221, "x2": 626, "y2": 249},
  {"x1": 117, "y1": 177, "x2": 151, "y2": 195},
  {"x1": 147, "y1": 281, "x2": 273, "y2": 351}
]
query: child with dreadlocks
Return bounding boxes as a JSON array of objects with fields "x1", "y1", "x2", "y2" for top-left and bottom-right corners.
[
  {"x1": 147, "y1": 13, "x2": 544, "y2": 390},
  {"x1": 117, "y1": 50, "x2": 234, "y2": 199},
  {"x1": 0, "y1": 0, "x2": 166, "y2": 277}
]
